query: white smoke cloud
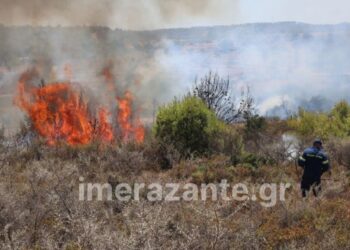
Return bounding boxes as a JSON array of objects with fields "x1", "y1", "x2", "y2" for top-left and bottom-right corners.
[
  {"x1": 154, "y1": 23, "x2": 350, "y2": 115},
  {"x1": 0, "y1": 0, "x2": 239, "y2": 30},
  {"x1": 1, "y1": 0, "x2": 350, "y2": 30}
]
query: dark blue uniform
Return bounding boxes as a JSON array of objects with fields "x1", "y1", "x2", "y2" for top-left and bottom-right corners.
[{"x1": 298, "y1": 146, "x2": 330, "y2": 197}]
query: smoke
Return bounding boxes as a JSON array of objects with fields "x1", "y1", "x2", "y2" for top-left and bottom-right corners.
[
  {"x1": 0, "y1": 0, "x2": 239, "y2": 30},
  {"x1": 2, "y1": 0, "x2": 350, "y2": 29},
  {"x1": 1, "y1": 23, "x2": 350, "y2": 133},
  {"x1": 1, "y1": 1, "x2": 350, "y2": 135},
  {"x1": 153, "y1": 23, "x2": 350, "y2": 115}
]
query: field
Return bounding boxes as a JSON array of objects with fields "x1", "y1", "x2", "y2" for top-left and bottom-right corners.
[
  {"x1": 1, "y1": 23, "x2": 350, "y2": 250},
  {"x1": 0, "y1": 118, "x2": 349, "y2": 249}
]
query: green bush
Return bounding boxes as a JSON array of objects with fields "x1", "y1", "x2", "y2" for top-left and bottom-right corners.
[
  {"x1": 234, "y1": 152, "x2": 274, "y2": 169},
  {"x1": 214, "y1": 125, "x2": 244, "y2": 157},
  {"x1": 288, "y1": 100, "x2": 350, "y2": 140},
  {"x1": 191, "y1": 160, "x2": 234, "y2": 184},
  {"x1": 154, "y1": 96, "x2": 223, "y2": 156},
  {"x1": 244, "y1": 114, "x2": 267, "y2": 140}
]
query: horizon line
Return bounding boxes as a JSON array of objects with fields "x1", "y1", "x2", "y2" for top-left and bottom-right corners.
[{"x1": 1, "y1": 21, "x2": 350, "y2": 32}]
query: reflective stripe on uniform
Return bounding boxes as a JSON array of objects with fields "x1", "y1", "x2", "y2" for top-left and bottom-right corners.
[
  {"x1": 322, "y1": 160, "x2": 329, "y2": 165},
  {"x1": 306, "y1": 154, "x2": 323, "y2": 159},
  {"x1": 299, "y1": 156, "x2": 306, "y2": 161}
]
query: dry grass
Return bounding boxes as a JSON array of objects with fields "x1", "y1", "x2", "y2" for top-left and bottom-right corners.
[{"x1": 0, "y1": 137, "x2": 349, "y2": 250}]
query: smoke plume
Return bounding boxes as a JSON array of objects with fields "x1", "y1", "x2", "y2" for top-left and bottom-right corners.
[
  {"x1": 1, "y1": 23, "x2": 350, "y2": 132},
  {"x1": 0, "y1": 0, "x2": 239, "y2": 30}
]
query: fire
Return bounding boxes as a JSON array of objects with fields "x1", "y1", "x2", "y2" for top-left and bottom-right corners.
[
  {"x1": 15, "y1": 69, "x2": 96, "y2": 145},
  {"x1": 117, "y1": 91, "x2": 133, "y2": 141},
  {"x1": 134, "y1": 117, "x2": 145, "y2": 143},
  {"x1": 116, "y1": 91, "x2": 145, "y2": 143},
  {"x1": 14, "y1": 67, "x2": 145, "y2": 146},
  {"x1": 97, "y1": 108, "x2": 114, "y2": 143}
]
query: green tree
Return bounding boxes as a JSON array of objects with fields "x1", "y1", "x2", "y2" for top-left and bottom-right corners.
[
  {"x1": 331, "y1": 100, "x2": 350, "y2": 122},
  {"x1": 154, "y1": 96, "x2": 223, "y2": 156}
]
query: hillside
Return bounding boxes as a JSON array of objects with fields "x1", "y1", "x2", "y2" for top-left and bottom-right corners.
[
  {"x1": 1, "y1": 23, "x2": 350, "y2": 249},
  {"x1": 0, "y1": 118, "x2": 349, "y2": 249},
  {"x1": 1, "y1": 22, "x2": 350, "y2": 130}
]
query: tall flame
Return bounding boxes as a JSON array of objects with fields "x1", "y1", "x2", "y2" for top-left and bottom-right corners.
[
  {"x1": 117, "y1": 91, "x2": 145, "y2": 143},
  {"x1": 14, "y1": 67, "x2": 145, "y2": 146},
  {"x1": 97, "y1": 108, "x2": 114, "y2": 143},
  {"x1": 117, "y1": 91, "x2": 133, "y2": 141},
  {"x1": 14, "y1": 69, "x2": 114, "y2": 146},
  {"x1": 134, "y1": 117, "x2": 145, "y2": 143}
]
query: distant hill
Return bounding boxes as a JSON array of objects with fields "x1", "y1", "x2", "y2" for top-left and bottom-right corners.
[
  {"x1": 1, "y1": 22, "x2": 350, "y2": 125},
  {"x1": 1, "y1": 22, "x2": 350, "y2": 68}
]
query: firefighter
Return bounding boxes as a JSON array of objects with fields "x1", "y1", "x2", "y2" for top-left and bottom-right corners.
[{"x1": 298, "y1": 139, "x2": 330, "y2": 197}]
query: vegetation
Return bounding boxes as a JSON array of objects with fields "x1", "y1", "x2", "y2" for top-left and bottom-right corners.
[
  {"x1": 192, "y1": 71, "x2": 254, "y2": 123},
  {"x1": 0, "y1": 131, "x2": 349, "y2": 249},
  {"x1": 289, "y1": 100, "x2": 350, "y2": 140},
  {"x1": 154, "y1": 96, "x2": 223, "y2": 156},
  {"x1": 1, "y1": 86, "x2": 350, "y2": 249},
  {"x1": 1, "y1": 24, "x2": 350, "y2": 249}
]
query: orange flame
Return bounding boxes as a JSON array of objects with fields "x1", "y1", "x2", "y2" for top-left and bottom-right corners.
[
  {"x1": 14, "y1": 69, "x2": 114, "y2": 146},
  {"x1": 15, "y1": 66, "x2": 145, "y2": 146},
  {"x1": 117, "y1": 91, "x2": 133, "y2": 141},
  {"x1": 117, "y1": 91, "x2": 145, "y2": 143},
  {"x1": 97, "y1": 108, "x2": 114, "y2": 143},
  {"x1": 134, "y1": 117, "x2": 145, "y2": 143}
]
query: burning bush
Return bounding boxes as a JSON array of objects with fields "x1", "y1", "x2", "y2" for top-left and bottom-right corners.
[
  {"x1": 14, "y1": 68, "x2": 144, "y2": 146},
  {"x1": 154, "y1": 96, "x2": 223, "y2": 156}
]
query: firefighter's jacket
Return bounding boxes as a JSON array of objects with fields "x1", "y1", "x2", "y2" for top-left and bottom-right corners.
[{"x1": 298, "y1": 147, "x2": 330, "y2": 179}]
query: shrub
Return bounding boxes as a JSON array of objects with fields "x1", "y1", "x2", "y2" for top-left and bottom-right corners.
[
  {"x1": 288, "y1": 109, "x2": 328, "y2": 140},
  {"x1": 154, "y1": 96, "x2": 223, "y2": 157},
  {"x1": 143, "y1": 138, "x2": 181, "y2": 170},
  {"x1": 331, "y1": 100, "x2": 350, "y2": 122},
  {"x1": 209, "y1": 124, "x2": 244, "y2": 155},
  {"x1": 337, "y1": 139, "x2": 350, "y2": 169},
  {"x1": 232, "y1": 151, "x2": 274, "y2": 169},
  {"x1": 191, "y1": 71, "x2": 254, "y2": 123},
  {"x1": 244, "y1": 114, "x2": 267, "y2": 141},
  {"x1": 190, "y1": 155, "x2": 233, "y2": 184},
  {"x1": 288, "y1": 101, "x2": 350, "y2": 140}
]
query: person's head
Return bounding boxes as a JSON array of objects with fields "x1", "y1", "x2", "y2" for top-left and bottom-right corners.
[{"x1": 313, "y1": 139, "x2": 323, "y2": 150}]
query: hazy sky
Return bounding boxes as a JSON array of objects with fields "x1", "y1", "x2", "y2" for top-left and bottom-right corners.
[{"x1": 0, "y1": 0, "x2": 349, "y2": 30}]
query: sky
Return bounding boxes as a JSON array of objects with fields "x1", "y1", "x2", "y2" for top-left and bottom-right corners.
[{"x1": 0, "y1": 0, "x2": 349, "y2": 30}]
